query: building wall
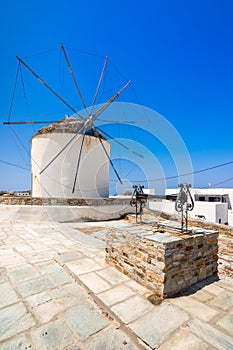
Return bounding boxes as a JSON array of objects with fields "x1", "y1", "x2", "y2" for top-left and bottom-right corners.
[
  {"x1": 163, "y1": 188, "x2": 233, "y2": 227},
  {"x1": 31, "y1": 133, "x2": 110, "y2": 199}
]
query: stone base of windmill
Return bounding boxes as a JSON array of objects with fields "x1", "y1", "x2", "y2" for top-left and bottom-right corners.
[{"x1": 105, "y1": 224, "x2": 218, "y2": 298}]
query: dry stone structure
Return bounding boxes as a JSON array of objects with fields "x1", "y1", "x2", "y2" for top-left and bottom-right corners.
[{"x1": 106, "y1": 224, "x2": 218, "y2": 298}]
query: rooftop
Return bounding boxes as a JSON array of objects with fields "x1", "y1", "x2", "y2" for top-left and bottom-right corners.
[
  {"x1": 0, "y1": 217, "x2": 233, "y2": 349},
  {"x1": 34, "y1": 115, "x2": 106, "y2": 139}
]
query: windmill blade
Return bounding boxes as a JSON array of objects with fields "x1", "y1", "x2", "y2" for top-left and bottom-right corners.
[
  {"x1": 3, "y1": 120, "x2": 61, "y2": 125},
  {"x1": 72, "y1": 132, "x2": 86, "y2": 193},
  {"x1": 39, "y1": 127, "x2": 84, "y2": 174},
  {"x1": 16, "y1": 56, "x2": 84, "y2": 120},
  {"x1": 97, "y1": 118, "x2": 151, "y2": 125},
  {"x1": 91, "y1": 81, "x2": 131, "y2": 124},
  {"x1": 90, "y1": 56, "x2": 108, "y2": 114},
  {"x1": 61, "y1": 44, "x2": 89, "y2": 116},
  {"x1": 96, "y1": 126, "x2": 144, "y2": 158},
  {"x1": 97, "y1": 133, "x2": 122, "y2": 185}
]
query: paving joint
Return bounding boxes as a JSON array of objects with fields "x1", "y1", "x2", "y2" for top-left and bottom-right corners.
[
  {"x1": 1, "y1": 219, "x2": 233, "y2": 349},
  {"x1": 55, "y1": 255, "x2": 149, "y2": 350}
]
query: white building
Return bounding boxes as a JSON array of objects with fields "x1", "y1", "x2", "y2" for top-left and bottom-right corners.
[
  {"x1": 13, "y1": 191, "x2": 30, "y2": 197},
  {"x1": 149, "y1": 188, "x2": 233, "y2": 227},
  {"x1": 31, "y1": 117, "x2": 110, "y2": 199}
]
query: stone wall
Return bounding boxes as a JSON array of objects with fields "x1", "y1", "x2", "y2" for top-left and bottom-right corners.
[
  {"x1": 173, "y1": 217, "x2": 233, "y2": 279},
  {"x1": 106, "y1": 227, "x2": 218, "y2": 298},
  {"x1": 0, "y1": 196, "x2": 131, "y2": 207},
  {"x1": 218, "y1": 234, "x2": 233, "y2": 278}
]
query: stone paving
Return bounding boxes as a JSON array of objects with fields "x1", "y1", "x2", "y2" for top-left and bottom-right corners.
[{"x1": 0, "y1": 219, "x2": 233, "y2": 349}]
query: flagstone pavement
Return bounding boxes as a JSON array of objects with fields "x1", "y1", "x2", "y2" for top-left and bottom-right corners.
[{"x1": 0, "y1": 218, "x2": 233, "y2": 350}]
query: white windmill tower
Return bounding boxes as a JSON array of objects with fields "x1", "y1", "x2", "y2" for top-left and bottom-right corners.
[{"x1": 4, "y1": 45, "x2": 142, "y2": 199}]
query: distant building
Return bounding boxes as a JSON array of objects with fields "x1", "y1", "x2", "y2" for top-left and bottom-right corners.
[
  {"x1": 13, "y1": 191, "x2": 30, "y2": 197},
  {"x1": 149, "y1": 188, "x2": 233, "y2": 227}
]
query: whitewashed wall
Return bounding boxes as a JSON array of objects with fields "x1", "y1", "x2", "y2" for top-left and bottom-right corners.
[{"x1": 31, "y1": 133, "x2": 110, "y2": 198}]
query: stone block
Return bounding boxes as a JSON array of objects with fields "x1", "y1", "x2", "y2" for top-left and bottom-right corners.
[
  {"x1": 171, "y1": 296, "x2": 218, "y2": 322},
  {"x1": 30, "y1": 319, "x2": 74, "y2": 350},
  {"x1": 189, "y1": 318, "x2": 233, "y2": 349},
  {"x1": 0, "y1": 282, "x2": 19, "y2": 308},
  {"x1": 98, "y1": 285, "x2": 135, "y2": 306},
  {"x1": 106, "y1": 225, "x2": 218, "y2": 298},
  {"x1": 0, "y1": 302, "x2": 35, "y2": 342},
  {"x1": 84, "y1": 325, "x2": 139, "y2": 350},
  {"x1": 65, "y1": 302, "x2": 109, "y2": 339},
  {"x1": 129, "y1": 303, "x2": 189, "y2": 348},
  {"x1": 111, "y1": 295, "x2": 153, "y2": 324},
  {"x1": 216, "y1": 313, "x2": 233, "y2": 335}
]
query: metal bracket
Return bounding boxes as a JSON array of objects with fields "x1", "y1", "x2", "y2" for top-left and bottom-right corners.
[
  {"x1": 130, "y1": 185, "x2": 148, "y2": 223},
  {"x1": 175, "y1": 183, "x2": 194, "y2": 232}
]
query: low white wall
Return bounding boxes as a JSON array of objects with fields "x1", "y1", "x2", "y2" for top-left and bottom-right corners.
[
  {"x1": 192, "y1": 202, "x2": 228, "y2": 224},
  {"x1": 148, "y1": 200, "x2": 228, "y2": 225},
  {"x1": 148, "y1": 200, "x2": 176, "y2": 215},
  {"x1": 0, "y1": 204, "x2": 135, "y2": 222}
]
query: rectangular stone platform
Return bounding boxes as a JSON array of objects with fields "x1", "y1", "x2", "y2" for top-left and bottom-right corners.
[{"x1": 106, "y1": 223, "x2": 218, "y2": 298}]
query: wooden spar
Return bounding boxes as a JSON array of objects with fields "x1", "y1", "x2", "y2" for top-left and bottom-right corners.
[
  {"x1": 97, "y1": 132, "x2": 123, "y2": 185},
  {"x1": 16, "y1": 56, "x2": 84, "y2": 119},
  {"x1": 95, "y1": 126, "x2": 144, "y2": 158},
  {"x1": 72, "y1": 132, "x2": 86, "y2": 193},
  {"x1": 60, "y1": 44, "x2": 89, "y2": 116},
  {"x1": 3, "y1": 121, "x2": 60, "y2": 125},
  {"x1": 90, "y1": 56, "x2": 108, "y2": 114},
  {"x1": 91, "y1": 81, "x2": 131, "y2": 123}
]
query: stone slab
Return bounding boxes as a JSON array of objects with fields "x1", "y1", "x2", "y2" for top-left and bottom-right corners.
[
  {"x1": 0, "y1": 282, "x2": 19, "y2": 308},
  {"x1": 171, "y1": 296, "x2": 218, "y2": 322},
  {"x1": 26, "y1": 291, "x2": 52, "y2": 307},
  {"x1": 78, "y1": 272, "x2": 111, "y2": 293},
  {"x1": 65, "y1": 302, "x2": 109, "y2": 339},
  {"x1": 202, "y1": 282, "x2": 225, "y2": 296},
  {"x1": 17, "y1": 276, "x2": 56, "y2": 297},
  {"x1": 189, "y1": 318, "x2": 233, "y2": 350},
  {"x1": 30, "y1": 318, "x2": 75, "y2": 350},
  {"x1": 49, "y1": 270, "x2": 72, "y2": 285},
  {"x1": 56, "y1": 250, "x2": 85, "y2": 263},
  {"x1": 0, "y1": 248, "x2": 26, "y2": 267},
  {"x1": 50, "y1": 282, "x2": 84, "y2": 299},
  {"x1": 216, "y1": 313, "x2": 233, "y2": 335},
  {"x1": 159, "y1": 328, "x2": 209, "y2": 350},
  {"x1": 7, "y1": 264, "x2": 40, "y2": 283},
  {"x1": 192, "y1": 290, "x2": 214, "y2": 303},
  {"x1": 111, "y1": 295, "x2": 153, "y2": 324},
  {"x1": 218, "y1": 280, "x2": 233, "y2": 292},
  {"x1": 0, "y1": 335, "x2": 34, "y2": 350},
  {"x1": 84, "y1": 325, "x2": 139, "y2": 350},
  {"x1": 125, "y1": 280, "x2": 151, "y2": 295},
  {"x1": 50, "y1": 283, "x2": 88, "y2": 309},
  {"x1": 0, "y1": 302, "x2": 35, "y2": 342},
  {"x1": 98, "y1": 285, "x2": 136, "y2": 306},
  {"x1": 67, "y1": 258, "x2": 102, "y2": 275},
  {"x1": 37, "y1": 262, "x2": 62, "y2": 275},
  {"x1": 0, "y1": 268, "x2": 8, "y2": 284},
  {"x1": 31, "y1": 299, "x2": 63, "y2": 324},
  {"x1": 130, "y1": 303, "x2": 189, "y2": 349},
  {"x1": 143, "y1": 233, "x2": 180, "y2": 243},
  {"x1": 96, "y1": 267, "x2": 130, "y2": 285},
  {"x1": 209, "y1": 291, "x2": 233, "y2": 311}
]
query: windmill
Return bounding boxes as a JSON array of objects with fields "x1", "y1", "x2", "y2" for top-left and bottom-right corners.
[{"x1": 4, "y1": 45, "x2": 143, "y2": 198}]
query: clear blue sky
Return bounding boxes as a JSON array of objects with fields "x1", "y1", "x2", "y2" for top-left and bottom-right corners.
[{"x1": 0, "y1": 0, "x2": 232, "y2": 192}]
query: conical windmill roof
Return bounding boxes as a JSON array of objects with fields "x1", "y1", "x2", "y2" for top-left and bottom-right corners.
[{"x1": 33, "y1": 116, "x2": 106, "y2": 139}]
